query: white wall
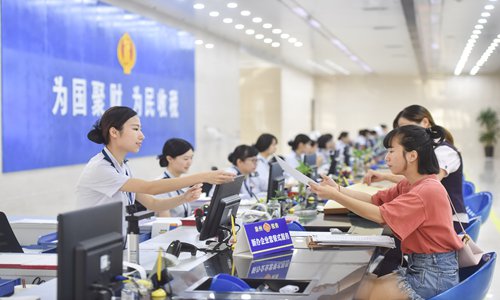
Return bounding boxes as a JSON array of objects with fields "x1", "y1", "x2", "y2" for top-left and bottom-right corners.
[
  {"x1": 314, "y1": 75, "x2": 500, "y2": 161},
  {"x1": 280, "y1": 67, "x2": 314, "y2": 154}
]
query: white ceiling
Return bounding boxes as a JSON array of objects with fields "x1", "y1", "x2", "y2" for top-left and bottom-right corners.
[{"x1": 112, "y1": 0, "x2": 500, "y2": 78}]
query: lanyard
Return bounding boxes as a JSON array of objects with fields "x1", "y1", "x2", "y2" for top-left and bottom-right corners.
[
  {"x1": 101, "y1": 149, "x2": 134, "y2": 205},
  {"x1": 162, "y1": 171, "x2": 188, "y2": 217}
]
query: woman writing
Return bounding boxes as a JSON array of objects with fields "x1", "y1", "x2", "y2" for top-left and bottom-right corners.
[
  {"x1": 76, "y1": 106, "x2": 234, "y2": 216},
  {"x1": 311, "y1": 125, "x2": 462, "y2": 299}
]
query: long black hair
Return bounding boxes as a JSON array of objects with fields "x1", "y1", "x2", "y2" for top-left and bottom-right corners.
[
  {"x1": 393, "y1": 105, "x2": 454, "y2": 145},
  {"x1": 228, "y1": 145, "x2": 258, "y2": 166},
  {"x1": 158, "y1": 138, "x2": 194, "y2": 167},
  {"x1": 383, "y1": 125, "x2": 445, "y2": 175},
  {"x1": 317, "y1": 134, "x2": 333, "y2": 149},
  {"x1": 254, "y1": 133, "x2": 277, "y2": 152},
  {"x1": 87, "y1": 106, "x2": 137, "y2": 145}
]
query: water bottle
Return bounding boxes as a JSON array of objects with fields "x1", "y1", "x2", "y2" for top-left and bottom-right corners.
[{"x1": 268, "y1": 199, "x2": 281, "y2": 219}]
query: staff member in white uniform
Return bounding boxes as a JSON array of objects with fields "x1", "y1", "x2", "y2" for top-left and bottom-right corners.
[
  {"x1": 285, "y1": 134, "x2": 312, "y2": 169},
  {"x1": 156, "y1": 138, "x2": 195, "y2": 217},
  {"x1": 254, "y1": 133, "x2": 278, "y2": 192},
  {"x1": 76, "y1": 106, "x2": 235, "y2": 218}
]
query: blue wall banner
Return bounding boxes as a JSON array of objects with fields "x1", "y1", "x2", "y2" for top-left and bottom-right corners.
[{"x1": 1, "y1": 0, "x2": 195, "y2": 172}]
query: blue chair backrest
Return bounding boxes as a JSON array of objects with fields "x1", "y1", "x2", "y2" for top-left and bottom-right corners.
[
  {"x1": 464, "y1": 217, "x2": 481, "y2": 242},
  {"x1": 287, "y1": 221, "x2": 305, "y2": 231},
  {"x1": 428, "y1": 252, "x2": 497, "y2": 300},
  {"x1": 462, "y1": 181, "x2": 476, "y2": 198},
  {"x1": 464, "y1": 192, "x2": 493, "y2": 223}
]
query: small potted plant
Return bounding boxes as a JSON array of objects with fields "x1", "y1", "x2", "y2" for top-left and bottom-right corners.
[{"x1": 477, "y1": 108, "x2": 499, "y2": 157}]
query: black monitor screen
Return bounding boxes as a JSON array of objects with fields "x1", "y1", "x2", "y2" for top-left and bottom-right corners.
[
  {"x1": 199, "y1": 175, "x2": 244, "y2": 241},
  {"x1": 303, "y1": 153, "x2": 318, "y2": 180},
  {"x1": 267, "y1": 162, "x2": 285, "y2": 201},
  {"x1": 57, "y1": 202, "x2": 123, "y2": 300}
]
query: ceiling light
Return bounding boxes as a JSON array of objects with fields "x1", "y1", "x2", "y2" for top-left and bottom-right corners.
[
  {"x1": 471, "y1": 34, "x2": 479, "y2": 39},
  {"x1": 475, "y1": 24, "x2": 484, "y2": 29},
  {"x1": 193, "y1": 3, "x2": 204, "y2": 10},
  {"x1": 271, "y1": 42, "x2": 280, "y2": 47},
  {"x1": 255, "y1": 34, "x2": 264, "y2": 40},
  {"x1": 272, "y1": 28, "x2": 282, "y2": 34},
  {"x1": 205, "y1": 43, "x2": 214, "y2": 49},
  {"x1": 252, "y1": 17, "x2": 262, "y2": 23},
  {"x1": 280, "y1": 33, "x2": 290, "y2": 39},
  {"x1": 294, "y1": 41, "x2": 303, "y2": 47},
  {"x1": 481, "y1": 12, "x2": 491, "y2": 17},
  {"x1": 478, "y1": 18, "x2": 488, "y2": 24},
  {"x1": 227, "y1": 2, "x2": 238, "y2": 8},
  {"x1": 263, "y1": 23, "x2": 272, "y2": 29},
  {"x1": 195, "y1": 39, "x2": 204, "y2": 45},
  {"x1": 222, "y1": 18, "x2": 233, "y2": 24},
  {"x1": 293, "y1": 7, "x2": 308, "y2": 18},
  {"x1": 263, "y1": 38, "x2": 272, "y2": 44},
  {"x1": 309, "y1": 19, "x2": 321, "y2": 28},
  {"x1": 484, "y1": 4, "x2": 495, "y2": 10},
  {"x1": 234, "y1": 24, "x2": 244, "y2": 30},
  {"x1": 473, "y1": 30, "x2": 482, "y2": 34},
  {"x1": 288, "y1": 37, "x2": 297, "y2": 43},
  {"x1": 240, "y1": 10, "x2": 251, "y2": 16},
  {"x1": 209, "y1": 11, "x2": 219, "y2": 17},
  {"x1": 245, "y1": 29, "x2": 255, "y2": 35}
]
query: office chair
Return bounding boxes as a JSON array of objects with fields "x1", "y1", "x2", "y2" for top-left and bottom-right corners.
[
  {"x1": 464, "y1": 217, "x2": 481, "y2": 242},
  {"x1": 428, "y1": 252, "x2": 496, "y2": 300},
  {"x1": 464, "y1": 192, "x2": 493, "y2": 224},
  {"x1": 462, "y1": 180, "x2": 476, "y2": 198}
]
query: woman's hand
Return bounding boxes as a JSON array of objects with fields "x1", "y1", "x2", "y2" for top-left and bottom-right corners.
[
  {"x1": 181, "y1": 184, "x2": 202, "y2": 203},
  {"x1": 309, "y1": 182, "x2": 338, "y2": 200},
  {"x1": 319, "y1": 174, "x2": 339, "y2": 189},
  {"x1": 363, "y1": 170, "x2": 385, "y2": 185},
  {"x1": 205, "y1": 170, "x2": 236, "y2": 184}
]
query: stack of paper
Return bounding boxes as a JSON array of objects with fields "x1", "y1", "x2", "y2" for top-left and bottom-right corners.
[
  {"x1": 308, "y1": 234, "x2": 395, "y2": 248},
  {"x1": 323, "y1": 200, "x2": 349, "y2": 215}
]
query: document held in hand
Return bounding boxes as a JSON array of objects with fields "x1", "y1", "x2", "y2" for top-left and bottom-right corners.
[{"x1": 274, "y1": 155, "x2": 315, "y2": 186}]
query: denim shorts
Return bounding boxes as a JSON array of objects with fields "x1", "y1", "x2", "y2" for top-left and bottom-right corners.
[{"x1": 395, "y1": 251, "x2": 459, "y2": 300}]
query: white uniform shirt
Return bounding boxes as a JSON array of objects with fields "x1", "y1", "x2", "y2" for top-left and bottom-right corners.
[
  {"x1": 76, "y1": 147, "x2": 134, "y2": 210},
  {"x1": 284, "y1": 151, "x2": 302, "y2": 170},
  {"x1": 156, "y1": 170, "x2": 191, "y2": 217},
  {"x1": 209, "y1": 167, "x2": 261, "y2": 199},
  {"x1": 255, "y1": 153, "x2": 270, "y2": 192}
]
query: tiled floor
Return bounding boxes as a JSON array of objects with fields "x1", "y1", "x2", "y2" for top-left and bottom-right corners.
[{"x1": 461, "y1": 153, "x2": 500, "y2": 299}]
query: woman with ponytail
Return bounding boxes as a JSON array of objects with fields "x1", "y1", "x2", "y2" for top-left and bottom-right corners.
[
  {"x1": 364, "y1": 105, "x2": 468, "y2": 230},
  {"x1": 285, "y1": 134, "x2": 312, "y2": 169},
  {"x1": 222, "y1": 144, "x2": 261, "y2": 199},
  {"x1": 311, "y1": 125, "x2": 462, "y2": 300},
  {"x1": 76, "y1": 106, "x2": 234, "y2": 218}
]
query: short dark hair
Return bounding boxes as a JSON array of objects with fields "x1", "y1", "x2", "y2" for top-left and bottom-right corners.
[
  {"x1": 158, "y1": 138, "x2": 194, "y2": 167},
  {"x1": 87, "y1": 106, "x2": 137, "y2": 145},
  {"x1": 287, "y1": 134, "x2": 311, "y2": 150},
  {"x1": 254, "y1": 133, "x2": 277, "y2": 152},
  {"x1": 317, "y1": 134, "x2": 333, "y2": 149},
  {"x1": 338, "y1": 132, "x2": 349, "y2": 140},
  {"x1": 383, "y1": 125, "x2": 445, "y2": 175},
  {"x1": 228, "y1": 145, "x2": 258, "y2": 165}
]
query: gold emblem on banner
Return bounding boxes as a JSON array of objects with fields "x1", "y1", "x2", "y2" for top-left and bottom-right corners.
[
  {"x1": 263, "y1": 223, "x2": 271, "y2": 233},
  {"x1": 117, "y1": 33, "x2": 136, "y2": 75}
]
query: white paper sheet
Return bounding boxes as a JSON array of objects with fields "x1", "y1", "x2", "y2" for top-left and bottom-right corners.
[{"x1": 274, "y1": 155, "x2": 315, "y2": 186}]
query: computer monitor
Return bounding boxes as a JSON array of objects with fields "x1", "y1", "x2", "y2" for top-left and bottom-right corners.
[
  {"x1": 0, "y1": 212, "x2": 23, "y2": 253},
  {"x1": 58, "y1": 202, "x2": 123, "y2": 300},
  {"x1": 267, "y1": 162, "x2": 285, "y2": 202},
  {"x1": 303, "y1": 153, "x2": 318, "y2": 180},
  {"x1": 199, "y1": 175, "x2": 244, "y2": 241}
]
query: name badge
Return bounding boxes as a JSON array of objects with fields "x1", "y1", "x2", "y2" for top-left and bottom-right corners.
[{"x1": 233, "y1": 218, "x2": 293, "y2": 258}]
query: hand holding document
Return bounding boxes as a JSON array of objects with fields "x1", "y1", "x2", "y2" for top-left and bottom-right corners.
[{"x1": 274, "y1": 155, "x2": 316, "y2": 186}]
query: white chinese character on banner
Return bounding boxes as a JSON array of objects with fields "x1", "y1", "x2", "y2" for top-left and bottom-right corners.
[
  {"x1": 157, "y1": 88, "x2": 168, "y2": 118},
  {"x1": 91, "y1": 80, "x2": 106, "y2": 116},
  {"x1": 168, "y1": 89, "x2": 179, "y2": 118},
  {"x1": 132, "y1": 86, "x2": 143, "y2": 116},
  {"x1": 72, "y1": 78, "x2": 87, "y2": 116},
  {"x1": 284, "y1": 233, "x2": 290, "y2": 239},
  {"x1": 144, "y1": 87, "x2": 155, "y2": 117},
  {"x1": 264, "y1": 236, "x2": 269, "y2": 244},
  {"x1": 52, "y1": 76, "x2": 68, "y2": 116},
  {"x1": 251, "y1": 239, "x2": 257, "y2": 247},
  {"x1": 109, "y1": 83, "x2": 123, "y2": 107}
]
